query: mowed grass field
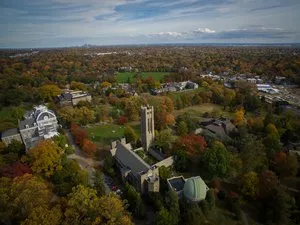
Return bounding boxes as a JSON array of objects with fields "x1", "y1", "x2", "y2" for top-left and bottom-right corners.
[
  {"x1": 116, "y1": 72, "x2": 169, "y2": 83},
  {"x1": 173, "y1": 103, "x2": 233, "y2": 118},
  {"x1": 87, "y1": 122, "x2": 140, "y2": 146}
]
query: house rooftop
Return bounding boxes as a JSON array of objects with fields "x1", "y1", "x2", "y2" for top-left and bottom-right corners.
[{"x1": 167, "y1": 176, "x2": 186, "y2": 192}]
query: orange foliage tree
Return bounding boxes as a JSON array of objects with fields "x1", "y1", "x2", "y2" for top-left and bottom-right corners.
[
  {"x1": 82, "y1": 139, "x2": 97, "y2": 156},
  {"x1": 177, "y1": 134, "x2": 207, "y2": 156}
]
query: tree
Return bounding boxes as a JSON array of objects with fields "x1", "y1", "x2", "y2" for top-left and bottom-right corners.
[
  {"x1": 12, "y1": 106, "x2": 24, "y2": 120},
  {"x1": 124, "y1": 125, "x2": 138, "y2": 143},
  {"x1": 74, "y1": 106, "x2": 95, "y2": 125},
  {"x1": 183, "y1": 202, "x2": 205, "y2": 225},
  {"x1": 234, "y1": 107, "x2": 245, "y2": 126},
  {"x1": 51, "y1": 159, "x2": 88, "y2": 196},
  {"x1": 155, "y1": 207, "x2": 175, "y2": 225},
  {"x1": 177, "y1": 135, "x2": 207, "y2": 157},
  {"x1": 82, "y1": 139, "x2": 97, "y2": 155},
  {"x1": 206, "y1": 189, "x2": 216, "y2": 210},
  {"x1": 22, "y1": 205, "x2": 62, "y2": 225},
  {"x1": 103, "y1": 154, "x2": 115, "y2": 177},
  {"x1": 239, "y1": 134, "x2": 267, "y2": 173},
  {"x1": 65, "y1": 185, "x2": 133, "y2": 225},
  {"x1": 164, "y1": 190, "x2": 179, "y2": 225},
  {"x1": 71, "y1": 124, "x2": 88, "y2": 147},
  {"x1": 258, "y1": 170, "x2": 278, "y2": 199},
  {"x1": 155, "y1": 129, "x2": 175, "y2": 154},
  {"x1": 4, "y1": 139, "x2": 25, "y2": 155},
  {"x1": 177, "y1": 121, "x2": 188, "y2": 136},
  {"x1": 123, "y1": 183, "x2": 146, "y2": 219},
  {"x1": 29, "y1": 140, "x2": 63, "y2": 177},
  {"x1": 39, "y1": 84, "x2": 61, "y2": 101},
  {"x1": 240, "y1": 171, "x2": 259, "y2": 199},
  {"x1": 174, "y1": 150, "x2": 189, "y2": 172},
  {"x1": 94, "y1": 170, "x2": 106, "y2": 196},
  {"x1": 203, "y1": 141, "x2": 230, "y2": 179},
  {"x1": 1, "y1": 161, "x2": 32, "y2": 178},
  {"x1": 70, "y1": 81, "x2": 86, "y2": 91},
  {"x1": 0, "y1": 174, "x2": 53, "y2": 223},
  {"x1": 264, "y1": 188, "x2": 292, "y2": 225}
]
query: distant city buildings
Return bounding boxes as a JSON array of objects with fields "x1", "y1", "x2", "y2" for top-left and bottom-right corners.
[{"x1": 1, "y1": 105, "x2": 59, "y2": 150}]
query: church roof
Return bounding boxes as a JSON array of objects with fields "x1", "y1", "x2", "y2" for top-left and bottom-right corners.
[{"x1": 114, "y1": 142, "x2": 150, "y2": 175}]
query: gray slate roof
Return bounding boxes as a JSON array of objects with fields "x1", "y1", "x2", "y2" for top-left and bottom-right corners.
[
  {"x1": 1, "y1": 128, "x2": 20, "y2": 138},
  {"x1": 19, "y1": 118, "x2": 36, "y2": 130},
  {"x1": 115, "y1": 142, "x2": 150, "y2": 175}
]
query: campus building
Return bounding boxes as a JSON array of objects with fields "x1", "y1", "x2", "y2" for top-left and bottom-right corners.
[
  {"x1": 57, "y1": 90, "x2": 92, "y2": 106},
  {"x1": 110, "y1": 105, "x2": 173, "y2": 194},
  {"x1": 1, "y1": 105, "x2": 59, "y2": 150}
]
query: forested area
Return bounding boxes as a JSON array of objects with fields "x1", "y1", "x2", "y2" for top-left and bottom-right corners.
[{"x1": 0, "y1": 46, "x2": 300, "y2": 225}]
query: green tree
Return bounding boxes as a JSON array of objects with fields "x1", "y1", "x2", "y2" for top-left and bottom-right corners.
[
  {"x1": 205, "y1": 189, "x2": 215, "y2": 210},
  {"x1": 174, "y1": 150, "x2": 188, "y2": 172},
  {"x1": 203, "y1": 141, "x2": 230, "y2": 179},
  {"x1": 155, "y1": 129, "x2": 175, "y2": 154},
  {"x1": 4, "y1": 139, "x2": 25, "y2": 155},
  {"x1": 103, "y1": 154, "x2": 115, "y2": 177},
  {"x1": 29, "y1": 140, "x2": 63, "y2": 177},
  {"x1": 177, "y1": 121, "x2": 188, "y2": 136},
  {"x1": 94, "y1": 170, "x2": 106, "y2": 196},
  {"x1": 124, "y1": 125, "x2": 138, "y2": 143},
  {"x1": 183, "y1": 202, "x2": 205, "y2": 225},
  {"x1": 12, "y1": 107, "x2": 24, "y2": 120},
  {"x1": 155, "y1": 207, "x2": 174, "y2": 225}
]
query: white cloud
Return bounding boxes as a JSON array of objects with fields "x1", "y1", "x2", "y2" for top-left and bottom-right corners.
[{"x1": 194, "y1": 28, "x2": 216, "y2": 33}]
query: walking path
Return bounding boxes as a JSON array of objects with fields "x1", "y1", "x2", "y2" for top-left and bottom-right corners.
[{"x1": 65, "y1": 130, "x2": 105, "y2": 187}]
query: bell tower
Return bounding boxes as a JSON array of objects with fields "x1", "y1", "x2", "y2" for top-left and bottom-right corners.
[{"x1": 141, "y1": 105, "x2": 155, "y2": 151}]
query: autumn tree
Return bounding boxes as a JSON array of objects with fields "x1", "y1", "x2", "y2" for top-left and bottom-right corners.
[
  {"x1": 71, "y1": 123, "x2": 88, "y2": 147},
  {"x1": 29, "y1": 140, "x2": 63, "y2": 177},
  {"x1": 240, "y1": 171, "x2": 259, "y2": 199},
  {"x1": 39, "y1": 84, "x2": 61, "y2": 102},
  {"x1": 94, "y1": 170, "x2": 106, "y2": 196},
  {"x1": 22, "y1": 205, "x2": 62, "y2": 225},
  {"x1": 70, "y1": 81, "x2": 87, "y2": 91},
  {"x1": 177, "y1": 135, "x2": 207, "y2": 157},
  {"x1": 1, "y1": 161, "x2": 32, "y2": 178},
  {"x1": 82, "y1": 139, "x2": 97, "y2": 155},
  {"x1": 124, "y1": 125, "x2": 138, "y2": 143},
  {"x1": 0, "y1": 174, "x2": 53, "y2": 223},
  {"x1": 234, "y1": 107, "x2": 245, "y2": 126},
  {"x1": 258, "y1": 170, "x2": 278, "y2": 200},
  {"x1": 64, "y1": 185, "x2": 133, "y2": 225}
]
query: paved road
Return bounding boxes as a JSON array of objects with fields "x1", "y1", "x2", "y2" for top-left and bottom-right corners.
[{"x1": 65, "y1": 130, "x2": 106, "y2": 189}]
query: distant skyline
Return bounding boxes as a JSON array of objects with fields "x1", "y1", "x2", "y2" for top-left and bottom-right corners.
[{"x1": 1, "y1": 0, "x2": 300, "y2": 48}]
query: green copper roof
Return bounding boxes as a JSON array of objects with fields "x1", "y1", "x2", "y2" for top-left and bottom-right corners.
[{"x1": 183, "y1": 176, "x2": 208, "y2": 202}]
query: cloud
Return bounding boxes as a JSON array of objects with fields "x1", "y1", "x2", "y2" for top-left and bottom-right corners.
[{"x1": 193, "y1": 28, "x2": 216, "y2": 34}]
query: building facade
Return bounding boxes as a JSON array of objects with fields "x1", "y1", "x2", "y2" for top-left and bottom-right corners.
[{"x1": 57, "y1": 90, "x2": 92, "y2": 106}]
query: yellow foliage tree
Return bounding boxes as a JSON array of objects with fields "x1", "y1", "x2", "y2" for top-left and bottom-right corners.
[
  {"x1": 29, "y1": 140, "x2": 63, "y2": 177},
  {"x1": 240, "y1": 171, "x2": 259, "y2": 198},
  {"x1": 39, "y1": 84, "x2": 61, "y2": 102},
  {"x1": 234, "y1": 107, "x2": 245, "y2": 126}
]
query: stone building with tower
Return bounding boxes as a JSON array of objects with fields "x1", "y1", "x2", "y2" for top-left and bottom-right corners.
[{"x1": 110, "y1": 105, "x2": 173, "y2": 194}]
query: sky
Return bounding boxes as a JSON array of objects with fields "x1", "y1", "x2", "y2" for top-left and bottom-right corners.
[{"x1": 0, "y1": 0, "x2": 300, "y2": 48}]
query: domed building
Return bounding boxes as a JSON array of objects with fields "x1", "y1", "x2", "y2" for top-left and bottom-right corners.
[{"x1": 183, "y1": 176, "x2": 209, "y2": 202}]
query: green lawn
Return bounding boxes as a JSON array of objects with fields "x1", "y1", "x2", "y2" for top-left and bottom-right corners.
[
  {"x1": 173, "y1": 103, "x2": 233, "y2": 118},
  {"x1": 87, "y1": 122, "x2": 141, "y2": 146},
  {"x1": 116, "y1": 72, "x2": 169, "y2": 83}
]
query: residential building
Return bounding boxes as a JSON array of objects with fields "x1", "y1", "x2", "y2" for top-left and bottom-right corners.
[
  {"x1": 199, "y1": 117, "x2": 236, "y2": 139},
  {"x1": 57, "y1": 90, "x2": 92, "y2": 106}
]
